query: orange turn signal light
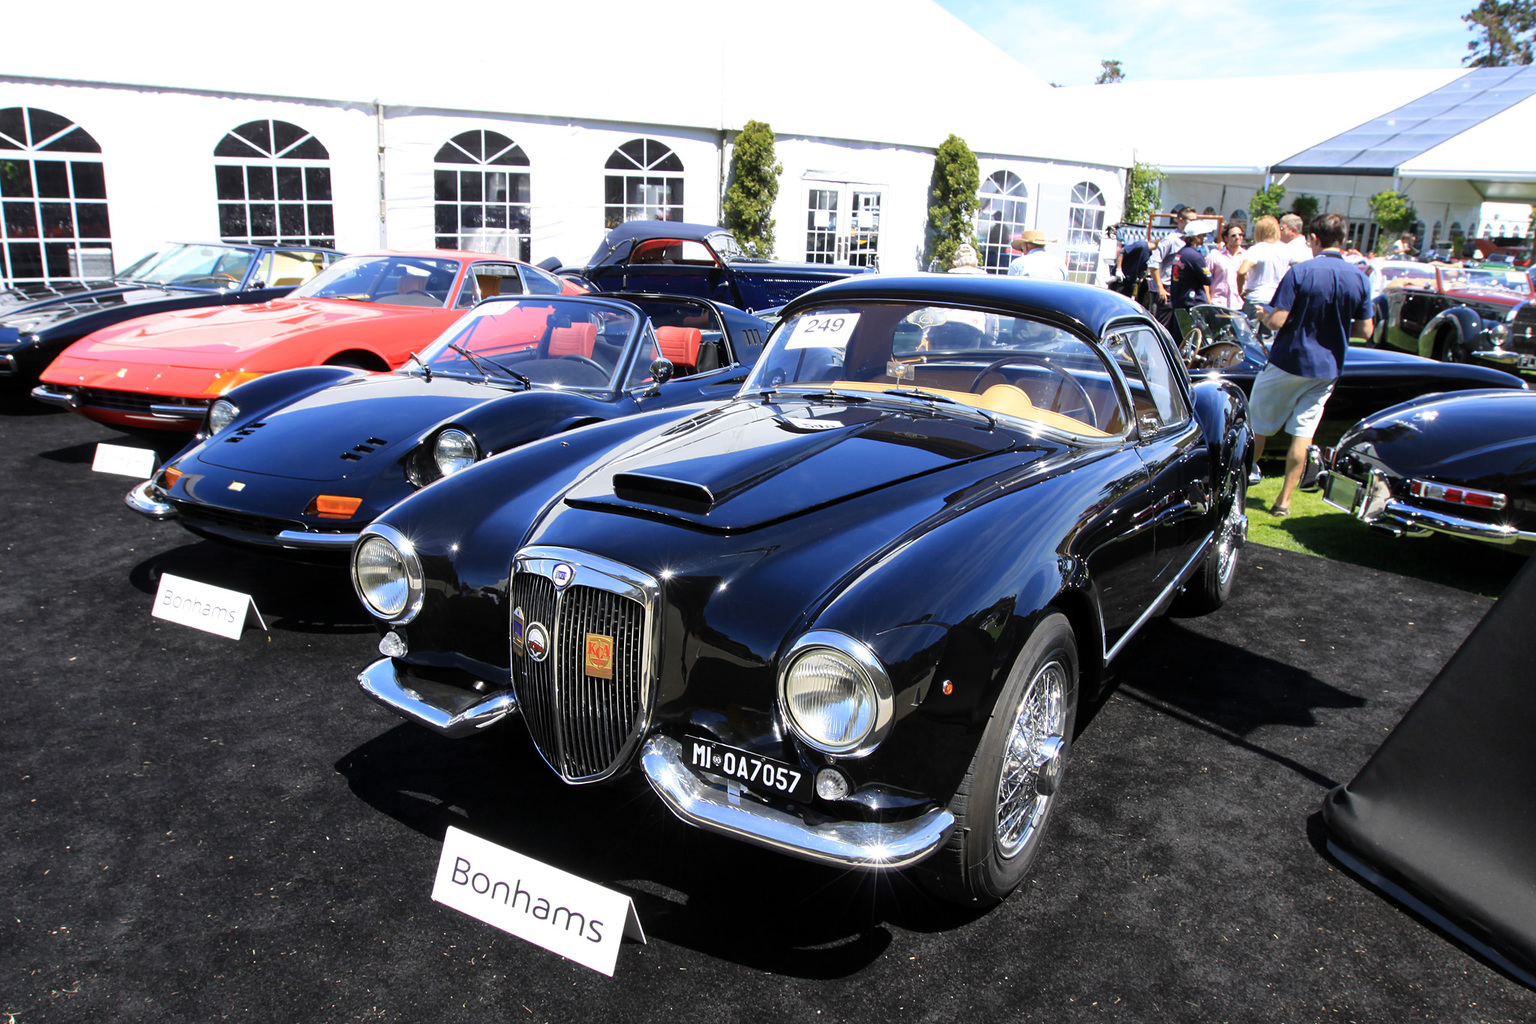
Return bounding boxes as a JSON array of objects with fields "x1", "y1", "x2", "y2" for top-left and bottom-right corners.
[
  {"x1": 161, "y1": 466, "x2": 183, "y2": 488},
  {"x1": 308, "y1": 494, "x2": 363, "y2": 519},
  {"x1": 204, "y1": 370, "x2": 265, "y2": 395}
]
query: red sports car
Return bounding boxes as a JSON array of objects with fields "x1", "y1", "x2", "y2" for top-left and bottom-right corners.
[{"x1": 33, "y1": 251, "x2": 584, "y2": 432}]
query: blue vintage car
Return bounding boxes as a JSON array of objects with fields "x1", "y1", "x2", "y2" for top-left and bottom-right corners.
[
  {"x1": 126, "y1": 293, "x2": 768, "y2": 558},
  {"x1": 552, "y1": 221, "x2": 874, "y2": 313},
  {"x1": 349, "y1": 274, "x2": 1252, "y2": 905}
]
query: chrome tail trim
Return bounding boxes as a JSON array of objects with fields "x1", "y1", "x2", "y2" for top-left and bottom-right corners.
[
  {"x1": 641, "y1": 734, "x2": 955, "y2": 869},
  {"x1": 357, "y1": 657, "x2": 518, "y2": 738}
]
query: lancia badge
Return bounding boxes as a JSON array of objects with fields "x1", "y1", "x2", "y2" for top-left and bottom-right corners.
[
  {"x1": 526, "y1": 622, "x2": 549, "y2": 662},
  {"x1": 551, "y1": 563, "x2": 575, "y2": 589}
]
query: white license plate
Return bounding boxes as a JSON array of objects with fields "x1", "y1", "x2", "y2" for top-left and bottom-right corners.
[
  {"x1": 685, "y1": 738, "x2": 814, "y2": 803},
  {"x1": 1322, "y1": 472, "x2": 1361, "y2": 513}
]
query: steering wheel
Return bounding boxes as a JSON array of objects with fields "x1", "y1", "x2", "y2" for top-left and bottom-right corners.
[
  {"x1": 1195, "y1": 342, "x2": 1245, "y2": 369},
  {"x1": 971, "y1": 355, "x2": 1096, "y2": 426},
  {"x1": 559, "y1": 354, "x2": 607, "y2": 374}
]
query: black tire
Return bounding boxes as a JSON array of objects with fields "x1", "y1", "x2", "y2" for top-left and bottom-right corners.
[
  {"x1": 922, "y1": 612, "x2": 1078, "y2": 906},
  {"x1": 1435, "y1": 329, "x2": 1463, "y2": 363},
  {"x1": 1178, "y1": 459, "x2": 1246, "y2": 614}
]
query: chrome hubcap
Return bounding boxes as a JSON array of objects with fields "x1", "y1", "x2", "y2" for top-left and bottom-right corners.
[
  {"x1": 1217, "y1": 476, "x2": 1247, "y2": 587},
  {"x1": 995, "y1": 658, "x2": 1068, "y2": 857}
]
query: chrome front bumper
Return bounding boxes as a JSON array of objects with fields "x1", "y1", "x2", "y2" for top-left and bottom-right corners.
[
  {"x1": 356, "y1": 657, "x2": 957, "y2": 869},
  {"x1": 30, "y1": 383, "x2": 77, "y2": 409},
  {"x1": 125, "y1": 480, "x2": 176, "y2": 519},
  {"x1": 641, "y1": 734, "x2": 955, "y2": 870},
  {"x1": 1321, "y1": 469, "x2": 1536, "y2": 547},
  {"x1": 357, "y1": 657, "x2": 519, "y2": 738},
  {"x1": 275, "y1": 529, "x2": 360, "y2": 551}
]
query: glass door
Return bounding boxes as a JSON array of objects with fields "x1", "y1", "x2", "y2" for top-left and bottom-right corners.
[{"x1": 805, "y1": 184, "x2": 881, "y2": 267}]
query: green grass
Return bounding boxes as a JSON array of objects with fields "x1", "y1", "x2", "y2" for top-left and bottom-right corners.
[{"x1": 1244, "y1": 476, "x2": 1526, "y2": 598}]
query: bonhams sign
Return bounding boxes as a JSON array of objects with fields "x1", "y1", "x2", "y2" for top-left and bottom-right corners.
[{"x1": 432, "y1": 826, "x2": 645, "y2": 976}]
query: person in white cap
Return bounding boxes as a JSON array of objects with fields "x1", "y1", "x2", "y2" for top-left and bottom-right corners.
[{"x1": 1006, "y1": 230, "x2": 1065, "y2": 281}]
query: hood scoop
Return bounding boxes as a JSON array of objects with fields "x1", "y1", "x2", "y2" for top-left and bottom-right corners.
[{"x1": 565, "y1": 398, "x2": 1021, "y2": 531}]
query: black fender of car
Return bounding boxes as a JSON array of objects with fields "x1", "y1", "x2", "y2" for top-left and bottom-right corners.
[
  {"x1": 1187, "y1": 376, "x2": 1252, "y2": 474},
  {"x1": 217, "y1": 364, "x2": 368, "y2": 425},
  {"x1": 1420, "y1": 305, "x2": 1488, "y2": 359}
]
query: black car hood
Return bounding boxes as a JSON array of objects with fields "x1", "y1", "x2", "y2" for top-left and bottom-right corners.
[
  {"x1": 0, "y1": 283, "x2": 196, "y2": 331},
  {"x1": 563, "y1": 396, "x2": 1021, "y2": 531},
  {"x1": 198, "y1": 373, "x2": 503, "y2": 482}
]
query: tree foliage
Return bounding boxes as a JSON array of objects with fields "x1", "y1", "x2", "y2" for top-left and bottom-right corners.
[
  {"x1": 1290, "y1": 194, "x2": 1321, "y2": 223},
  {"x1": 1463, "y1": 0, "x2": 1535, "y2": 66},
  {"x1": 1249, "y1": 183, "x2": 1287, "y2": 221},
  {"x1": 1369, "y1": 190, "x2": 1419, "y2": 235},
  {"x1": 926, "y1": 135, "x2": 980, "y2": 271},
  {"x1": 722, "y1": 120, "x2": 782, "y2": 257},
  {"x1": 1123, "y1": 162, "x2": 1163, "y2": 225},
  {"x1": 1095, "y1": 60, "x2": 1125, "y2": 84}
]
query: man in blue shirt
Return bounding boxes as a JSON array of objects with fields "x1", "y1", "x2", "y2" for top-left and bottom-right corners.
[{"x1": 1251, "y1": 212, "x2": 1373, "y2": 515}]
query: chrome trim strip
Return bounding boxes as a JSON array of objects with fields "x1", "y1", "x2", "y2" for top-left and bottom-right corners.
[
  {"x1": 641, "y1": 734, "x2": 955, "y2": 869},
  {"x1": 124, "y1": 480, "x2": 176, "y2": 520},
  {"x1": 276, "y1": 529, "x2": 361, "y2": 550},
  {"x1": 29, "y1": 383, "x2": 78, "y2": 409},
  {"x1": 1104, "y1": 534, "x2": 1214, "y2": 665},
  {"x1": 148, "y1": 402, "x2": 207, "y2": 420},
  {"x1": 357, "y1": 657, "x2": 518, "y2": 738}
]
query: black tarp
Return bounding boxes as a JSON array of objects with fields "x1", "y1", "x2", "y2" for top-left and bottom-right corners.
[{"x1": 1322, "y1": 552, "x2": 1536, "y2": 988}]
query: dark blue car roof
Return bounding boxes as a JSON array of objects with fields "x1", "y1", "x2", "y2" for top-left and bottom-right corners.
[
  {"x1": 587, "y1": 222, "x2": 732, "y2": 267},
  {"x1": 781, "y1": 274, "x2": 1153, "y2": 339}
]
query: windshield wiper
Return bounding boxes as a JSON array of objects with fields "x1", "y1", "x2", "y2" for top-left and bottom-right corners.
[
  {"x1": 407, "y1": 351, "x2": 431, "y2": 382},
  {"x1": 879, "y1": 387, "x2": 995, "y2": 427},
  {"x1": 447, "y1": 342, "x2": 532, "y2": 390}
]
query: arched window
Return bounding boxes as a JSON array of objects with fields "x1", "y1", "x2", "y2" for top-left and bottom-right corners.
[
  {"x1": 214, "y1": 120, "x2": 334, "y2": 248},
  {"x1": 434, "y1": 130, "x2": 531, "y2": 261},
  {"x1": 604, "y1": 138, "x2": 683, "y2": 228},
  {"x1": 0, "y1": 106, "x2": 112, "y2": 285},
  {"x1": 1065, "y1": 181, "x2": 1106, "y2": 284},
  {"x1": 975, "y1": 170, "x2": 1028, "y2": 273}
]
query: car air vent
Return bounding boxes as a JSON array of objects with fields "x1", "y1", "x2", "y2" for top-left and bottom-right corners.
[
  {"x1": 612, "y1": 471, "x2": 715, "y2": 511},
  {"x1": 340, "y1": 437, "x2": 388, "y2": 461},
  {"x1": 223, "y1": 421, "x2": 267, "y2": 444}
]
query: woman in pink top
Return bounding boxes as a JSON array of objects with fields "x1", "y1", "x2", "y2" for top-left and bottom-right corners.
[{"x1": 1206, "y1": 223, "x2": 1247, "y2": 309}]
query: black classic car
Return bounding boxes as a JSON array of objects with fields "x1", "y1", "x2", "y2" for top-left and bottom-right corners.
[
  {"x1": 1176, "y1": 305, "x2": 1526, "y2": 447},
  {"x1": 1319, "y1": 388, "x2": 1536, "y2": 554},
  {"x1": 550, "y1": 221, "x2": 873, "y2": 313},
  {"x1": 348, "y1": 275, "x2": 1252, "y2": 905},
  {"x1": 126, "y1": 293, "x2": 768, "y2": 557},
  {"x1": 0, "y1": 242, "x2": 341, "y2": 390},
  {"x1": 1368, "y1": 261, "x2": 1535, "y2": 375}
]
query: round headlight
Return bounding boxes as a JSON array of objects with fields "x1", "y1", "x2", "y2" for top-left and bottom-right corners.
[
  {"x1": 351, "y1": 525, "x2": 423, "y2": 622},
  {"x1": 433, "y1": 428, "x2": 479, "y2": 478},
  {"x1": 778, "y1": 631, "x2": 894, "y2": 757},
  {"x1": 208, "y1": 399, "x2": 238, "y2": 435}
]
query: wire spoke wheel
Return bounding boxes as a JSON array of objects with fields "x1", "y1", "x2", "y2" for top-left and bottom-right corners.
[{"x1": 995, "y1": 658, "x2": 1069, "y2": 856}]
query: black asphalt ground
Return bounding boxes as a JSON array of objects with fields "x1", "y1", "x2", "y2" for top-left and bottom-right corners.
[{"x1": 3, "y1": 398, "x2": 1532, "y2": 1023}]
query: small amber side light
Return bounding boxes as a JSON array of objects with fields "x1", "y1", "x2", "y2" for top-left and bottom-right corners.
[
  {"x1": 309, "y1": 494, "x2": 363, "y2": 518},
  {"x1": 161, "y1": 466, "x2": 183, "y2": 488}
]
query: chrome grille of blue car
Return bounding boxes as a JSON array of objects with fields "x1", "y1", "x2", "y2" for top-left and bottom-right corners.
[{"x1": 510, "y1": 549, "x2": 659, "y2": 783}]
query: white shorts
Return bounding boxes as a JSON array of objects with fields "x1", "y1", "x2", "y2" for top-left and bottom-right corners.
[{"x1": 1248, "y1": 363, "x2": 1335, "y2": 439}]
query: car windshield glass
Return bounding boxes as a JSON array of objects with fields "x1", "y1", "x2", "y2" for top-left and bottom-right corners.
[
  {"x1": 707, "y1": 231, "x2": 746, "y2": 260},
  {"x1": 1174, "y1": 305, "x2": 1266, "y2": 369},
  {"x1": 747, "y1": 302, "x2": 1127, "y2": 437},
  {"x1": 1443, "y1": 265, "x2": 1533, "y2": 296},
  {"x1": 414, "y1": 298, "x2": 638, "y2": 390},
  {"x1": 290, "y1": 255, "x2": 461, "y2": 306},
  {"x1": 115, "y1": 243, "x2": 258, "y2": 289},
  {"x1": 1374, "y1": 262, "x2": 1435, "y2": 290}
]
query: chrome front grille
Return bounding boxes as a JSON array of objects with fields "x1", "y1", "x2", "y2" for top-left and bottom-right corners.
[{"x1": 510, "y1": 547, "x2": 659, "y2": 782}]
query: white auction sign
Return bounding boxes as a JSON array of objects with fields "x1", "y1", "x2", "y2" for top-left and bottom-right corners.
[
  {"x1": 92, "y1": 443, "x2": 157, "y2": 479},
  {"x1": 432, "y1": 825, "x2": 645, "y2": 977},
  {"x1": 150, "y1": 573, "x2": 265, "y2": 640}
]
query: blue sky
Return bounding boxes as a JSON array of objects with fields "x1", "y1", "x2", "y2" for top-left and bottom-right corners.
[{"x1": 936, "y1": 0, "x2": 1478, "y2": 86}]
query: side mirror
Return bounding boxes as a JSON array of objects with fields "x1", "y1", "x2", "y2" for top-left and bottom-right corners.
[{"x1": 649, "y1": 358, "x2": 676, "y2": 385}]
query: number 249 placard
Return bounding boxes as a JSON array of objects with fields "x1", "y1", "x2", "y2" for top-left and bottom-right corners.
[{"x1": 786, "y1": 312, "x2": 860, "y2": 349}]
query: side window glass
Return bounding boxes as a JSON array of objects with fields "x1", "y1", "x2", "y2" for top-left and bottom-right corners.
[
  {"x1": 625, "y1": 325, "x2": 663, "y2": 388},
  {"x1": 460, "y1": 264, "x2": 523, "y2": 308},
  {"x1": 1108, "y1": 329, "x2": 1187, "y2": 432},
  {"x1": 519, "y1": 264, "x2": 564, "y2": 295}
]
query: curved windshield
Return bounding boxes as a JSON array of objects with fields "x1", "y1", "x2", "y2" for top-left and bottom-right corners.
[
  {"x1": 116, "y1": 243, "x2": 258, "y2": 289},
  {"x1": 414, "y1": 298, "x2": 639, "y2": 390},
  {"x1": 747, "y1": 302, "x2": 1127, "y2": 436},
  {"x1": 291, "y1": 255, "x2": 461, "y2": 306},
  {"x1": 1439, "y1": 265, "x2": 1533, "y2": 297},
  {"x1": 707, "y1": 231, "x2": 747, "y2": 261}
]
